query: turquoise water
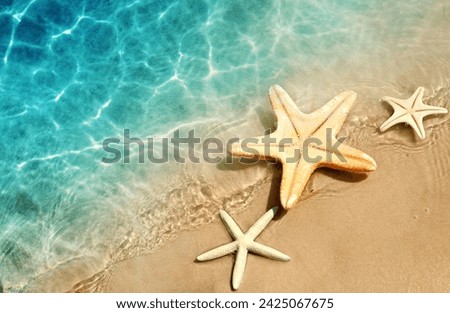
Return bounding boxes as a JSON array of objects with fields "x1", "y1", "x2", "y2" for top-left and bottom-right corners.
[{"x1": 0, "y1": 0, "x2": 447, "y2": 291}]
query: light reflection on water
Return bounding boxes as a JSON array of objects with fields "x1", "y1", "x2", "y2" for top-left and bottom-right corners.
[{"x1": 0, "y1": 0, "x2": 448, "y2": 291}]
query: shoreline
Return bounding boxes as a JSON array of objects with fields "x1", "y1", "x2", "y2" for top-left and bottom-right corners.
[{"x1": 101, "y1": 129, "x2": 450, "y2": 292}]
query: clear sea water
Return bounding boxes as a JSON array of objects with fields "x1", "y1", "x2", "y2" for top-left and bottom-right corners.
[{"x1": 0, "y1": 0, "x2": 449, "y2": 291}]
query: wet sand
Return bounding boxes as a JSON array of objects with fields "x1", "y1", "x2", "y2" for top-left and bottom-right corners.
[{"x1": 102, "y1": 125, "x2": 450, "y2": 292}]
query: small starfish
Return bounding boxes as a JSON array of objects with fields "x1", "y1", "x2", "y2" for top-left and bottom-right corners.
[
  {"x1": 380, "y1": 87, "x2": 448, "y2": 139},
  {"x1": 230, "y1": 85, "x2": 376, "y2": 210},
  {"x1": 196, "y1": 207, "x2": 290, "y2": 290}
]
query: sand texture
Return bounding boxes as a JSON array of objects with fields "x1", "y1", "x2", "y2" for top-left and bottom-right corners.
[{"x1": 101, "y1": 130, "x2": 450, "y2": 292}]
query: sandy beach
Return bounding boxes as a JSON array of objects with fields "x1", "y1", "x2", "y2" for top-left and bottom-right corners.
[
  {"x1": 100, "y1": 123, "x2": 450, "y2": 292},
  {"x1": 3, "y1": 0, "x2": 450, "y2": 295}
]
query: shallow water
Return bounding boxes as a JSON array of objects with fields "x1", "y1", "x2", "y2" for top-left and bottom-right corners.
[{"x1": 0, "y1": 0, "x2": 449, "y2": 291}]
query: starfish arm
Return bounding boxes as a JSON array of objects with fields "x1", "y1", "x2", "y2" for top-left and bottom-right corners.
[
  {"x1": 316, "y1": 141, "x2": 377, "y2": 172},
  {"x1": 232, "y1": 246, "x2": 248, "y2": 290},
  {"x1": 379, "y1": 107, "x2": 409, "y2": 132},
  {"x1": 314, "y1": 91, "x2": 357, "y2": 137},
  {"x1": 196, "y1": 242, "x2": 237, "y2": 261},
  {"x1": 220, "y1": 210, "x2": 244, "y2": 239},
  {"x1": 268, "y1": 85, "x2": 303, "y2": 138},
  {"x1": 246, "y1": 207, "x2": 277, "y2": 240},
  {"x1": 229, "y1": 135, "x2": 282, "y2": 160},
  {"x1": 404, "y1": 114, "x2": 426, "y2": 140},
  {"x1": 410, "y1": 87, "x2": 425, "y2": 109},
  {"x1": 419, "y1": 105, "x2": 448, "y2": 115},
  {"x1": 247, "y1": 241, "x2": 290, "y2": 261},
  {"x1": 280, "y1": 159, "x2": 316, "y2": 210}
]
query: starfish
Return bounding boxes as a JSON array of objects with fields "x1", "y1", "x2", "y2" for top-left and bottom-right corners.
[
  {"x1": 230, "y1": 85, "x2": 377, "y2": 210},
  {"x1": 380, "y1": 87, "x2": 448, "y2": 139},
  {"x1": 196, "y1": 207, "x2": 290, "y2": 290}
]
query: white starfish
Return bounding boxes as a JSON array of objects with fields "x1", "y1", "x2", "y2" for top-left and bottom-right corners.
[
  {"x1": 196, "y1": 207, "x2": 290, "y2": 290},
  {"x1": 380, "y1": 87, "x2": 448, "y2": 139}
]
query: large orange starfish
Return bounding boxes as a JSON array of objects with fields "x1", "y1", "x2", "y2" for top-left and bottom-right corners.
[{"x1": 231, "y1": 85, "x2": 377, "y2": 210}]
